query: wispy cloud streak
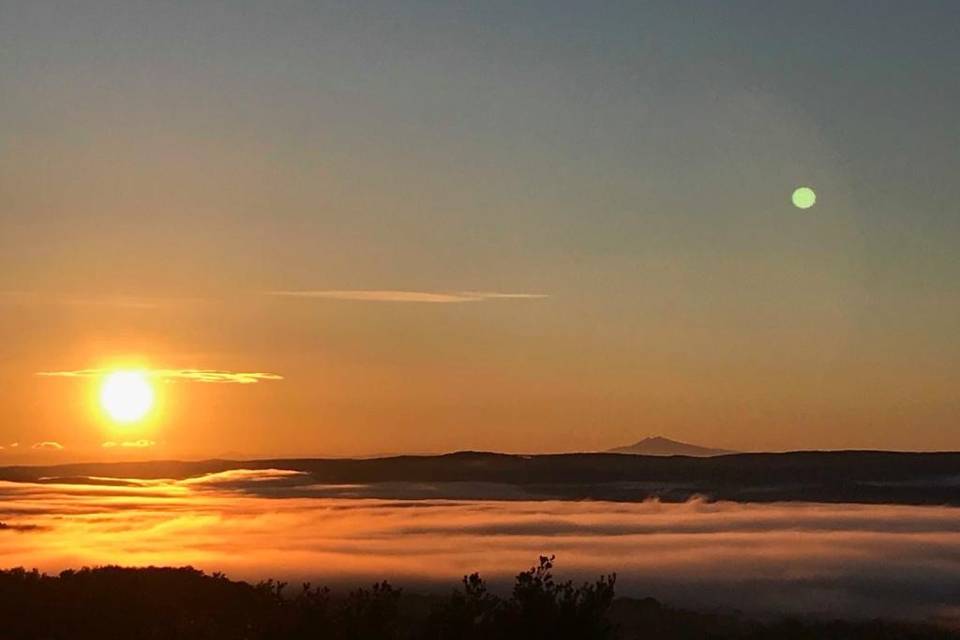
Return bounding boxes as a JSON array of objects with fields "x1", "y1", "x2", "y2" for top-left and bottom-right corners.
[
  {"x1": 36, "y1": 369, "x2": 283, "y2": 384},
  {"x1": 31, "y1": 442, "x2": 64, "y2": 451},
  {"x1": 265, "y1": 290, "x2": 548, "y2": 303},
  {"x1": 102, "y1": 440, "x2": 156, "y2": 449}
]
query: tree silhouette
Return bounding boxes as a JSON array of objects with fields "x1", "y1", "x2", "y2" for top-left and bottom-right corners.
[{"x1": 0, "y1": 562, "x2": 954, "y2": 639}]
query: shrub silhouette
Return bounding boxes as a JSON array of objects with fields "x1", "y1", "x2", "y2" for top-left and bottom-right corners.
[
  {"x1": 424, "y1": 572, "x2": 501, "y2": 639},
  {"x1": 423, "y1": 555, "x2": 615, "y2": 640},
  {"x1": 337, "y1": 581, "x2": 403, "y2": 640},
  {"x1": 504, "y1": 555, "x2": 617, "y2": 640}
]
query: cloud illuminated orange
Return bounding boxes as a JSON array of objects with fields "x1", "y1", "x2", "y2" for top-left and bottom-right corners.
[
  {"x1": 1, "y1": 475, "x2": 959, "y2": 621},
  {"x1": 36, "y1": 369, "x2": 283, "y2": 384},
  {"x1": 31, "y1": 441, "x2": 65, "y2": 451},
  {"x1": 102, "y1": 440, "x2": 156, "y2": 449}
]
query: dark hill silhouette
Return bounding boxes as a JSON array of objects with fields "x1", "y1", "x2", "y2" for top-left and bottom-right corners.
[
  {"x1": 607, "y1": 436, "x2": 734, "y2": 457},
  {"x1": 4, "y1": 449, "x2": 960, "y2": 505}
]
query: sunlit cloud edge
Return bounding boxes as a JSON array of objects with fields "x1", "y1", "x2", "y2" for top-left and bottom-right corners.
[
  {"x1": 102, "y1": 439, "x2": 156, "y2": 449},
  {"x1": 31, "y1": 441, "x2": 65, "y2": 451},
  {"x1": 36, "y1": 369, "x2": 284, "y2": 384}
]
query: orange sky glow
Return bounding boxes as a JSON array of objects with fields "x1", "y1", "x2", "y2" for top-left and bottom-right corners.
[{"x1": 2, "y1": 2, "x2": 958, "y2": 461}]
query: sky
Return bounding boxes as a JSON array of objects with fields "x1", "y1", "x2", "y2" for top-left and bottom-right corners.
[{"x1": 1, "y1": 1, "x2": 958, "y2": 460}]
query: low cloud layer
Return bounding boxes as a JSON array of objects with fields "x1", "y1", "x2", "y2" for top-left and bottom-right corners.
[
  {"x1": 266, "y1": 290, "x2": 548, "y2": 303},
  {"x1": 37, "y1": 369, "x2": 283, "y2": 384},
  {"x1": 1, "y1": 471, "x2": 959, "y2": 622}
]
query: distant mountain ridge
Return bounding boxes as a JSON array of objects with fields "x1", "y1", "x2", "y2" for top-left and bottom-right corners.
[
  {"x1": 607, "y1": 436, "x2": 734, "y2": 457},
  {"x1": 4, "y1": 449, "x2": 960, "y2": 505}
]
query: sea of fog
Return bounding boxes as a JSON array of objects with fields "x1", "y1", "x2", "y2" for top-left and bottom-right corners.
[{"x1": 1, "y1": 467, "x2": 959, "y2": 622}]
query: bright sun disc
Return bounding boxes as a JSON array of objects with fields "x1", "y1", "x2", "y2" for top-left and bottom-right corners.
[{"x1": 100, "y1": 371, "x2": 155, "y2": 424}]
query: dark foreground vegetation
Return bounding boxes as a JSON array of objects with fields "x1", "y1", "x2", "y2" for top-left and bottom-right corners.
[{"x1": 1, "y1": 558, "x2": 956, "y2": 640}]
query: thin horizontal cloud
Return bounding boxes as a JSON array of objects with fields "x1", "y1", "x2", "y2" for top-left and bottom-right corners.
[
  {"x1": 152, "y1": 369, "x2": 283, "y2": 384},
  {"x1": 36, "y1": 369, "x2": 283, "y2": 384},
  {"x1": 31, "y1": 441, "x2": 64, "y2": 451},
  {"x1": 180, "y1": 469, "x2": 310, "y2": 489},
  {"x1": 265, "y1": 290, "x2": 548, "y2": 303},
  {"x1": 102, "y1": 440, "x2": 156, "y2": 449}
]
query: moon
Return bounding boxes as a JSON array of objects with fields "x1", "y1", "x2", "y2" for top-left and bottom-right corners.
[
  {"x1": 100, "y1": 371, "x2": 155, "y2": 424},
  {"x1": 792, "y1": 186, "x2": 817, "y2": 209}
]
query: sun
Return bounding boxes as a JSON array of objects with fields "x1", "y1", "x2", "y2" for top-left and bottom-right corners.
[{"x1": 100, "y1": 370, "x2": 155, "y2": 424}]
